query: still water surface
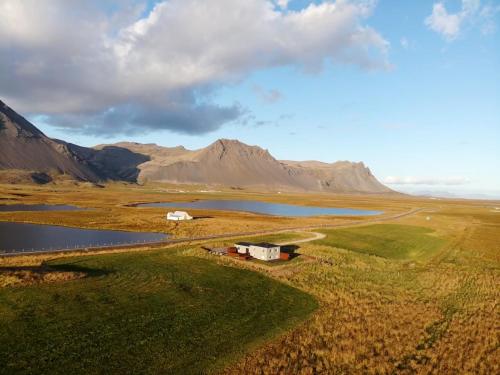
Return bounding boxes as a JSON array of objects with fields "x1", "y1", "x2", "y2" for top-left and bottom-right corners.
[
  {"x1": 0, "y1": 222, "x2": 167, "y2": 253},
  {"x1": 138, "y1": 200, "x2": 382, "y2": 217},
  {"x1": 0, "y1": 204, "x2": 82, "y2": 212}
]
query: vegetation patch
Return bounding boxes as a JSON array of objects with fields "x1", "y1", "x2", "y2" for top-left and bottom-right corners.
[
  {"x1": 0, "y1": 250, "x2": 317, "y2": 374},
  {"x1": 318, "y1": 224, "x2": 446, "y2": 260},
  {"x1": 225, "y1": 214, "x2": 499, "y2": 374},
  {"x1": 0, "y1": 182, "x2": 401, "y2": 240},
  {"x1": 0, "y1": 266, "x2": 86, "y2": 288},
  {"x1": 233, "y1": 231, "x2": 311, "y2": 245},
  {"x1": 1, "y1": 185, "x2": 498, "y2": 374}
]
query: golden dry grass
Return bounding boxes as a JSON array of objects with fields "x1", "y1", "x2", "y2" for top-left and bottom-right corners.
[
  {"x1": 0, "y1": 265, "x2": 85, "y2": 287},
  {"x1": 1, "y1": 182, "x2": 499, "y2": 374},
  {"x1": 0, "y1": 182, "x2": 414, "y2": 239},
  {"x1": 219, "y1": 207, "x2": 500, "y2": 374}
]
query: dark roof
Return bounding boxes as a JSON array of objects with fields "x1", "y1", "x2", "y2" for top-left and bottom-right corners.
[
  {"x1": 254, "y1": 242, "x2": 279, "y2": 248},
  {"x1": 235, "y1": 242, "x2": 279, "y2": 248}
]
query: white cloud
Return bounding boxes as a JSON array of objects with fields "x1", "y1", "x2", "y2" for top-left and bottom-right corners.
[
  {"x1": 425, "y1": 0, "x2": 499, "y2": 41},
  {"x1": 479, "y1": 4, "x2": 500, "y2": 34},
  {"x1": 276, "y1": 0, "x2": 290, "y2": 9},
  {"x1": 252, "y1": 85, "x2": 284, "y2": 103},
  {"x1": 0, "y1": 0, "x2": 389, "y2": 135},
  {"x1": 425, "y1": 2, "x2": 465, "y2": 40},
  {"x1": 383, "y1": 176, "x2": 471, "y2": 186},
  {"x1": 400, "y1": 37, "x2": 409, "y2": 49}
]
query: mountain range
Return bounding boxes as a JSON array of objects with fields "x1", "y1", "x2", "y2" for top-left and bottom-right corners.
[{"x1": 0, "y1": 100, "x2": 392, "y2": 193}]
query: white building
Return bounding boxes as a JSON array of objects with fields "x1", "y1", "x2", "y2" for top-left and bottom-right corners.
[
  {"x1": 166, "y1": 211, "x2": 193, "y2": 221},
  {"x1": 235, "y1": 242, "x2": 252, "y2": 254},
  {"x1": 235, "y1": 242, "x2": 280, "y2": 261}
]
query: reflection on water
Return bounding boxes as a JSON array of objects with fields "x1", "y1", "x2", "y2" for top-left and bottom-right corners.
[
  {"x1": 138, "y1": 200, "x2": 382, "y2": 217},
  {"x1": 0, "y1": 222, "x2": 167, "y2": 253},
  {"x1": 0, "y1": 204, "x2": 82, "y2": 212}
]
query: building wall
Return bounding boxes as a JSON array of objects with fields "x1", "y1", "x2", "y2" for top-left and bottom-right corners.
[
  {"x1": 249, "y1": 246, "x2": 280, "y2": 261},
  {"x1": 235, "y1": 244, "x2": 250, "y2": 254},
  {"x1": 167, "y1": 212, "x2": 192, "y2": 220}
]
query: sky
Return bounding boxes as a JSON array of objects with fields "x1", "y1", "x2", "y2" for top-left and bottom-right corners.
[{"x1": 1, "y1": 0, "x2": 499, "y2": 198}]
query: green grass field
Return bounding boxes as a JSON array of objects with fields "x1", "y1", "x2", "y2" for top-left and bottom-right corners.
[
  {"x1": 0, "y1": 249, "x2": 317, "y2": 375},
  {"x1": 318, "y1": 224, "x2": 447, "y2": 260},
  {"x1": 1, "y1": 184, "x2": 498, "y2": 374}
]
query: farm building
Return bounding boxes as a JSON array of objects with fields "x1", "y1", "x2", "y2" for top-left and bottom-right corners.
[
  {"x1": 235, "y1": 242, "x2": 281, "y2": 261},
  {"x1": 166, "y1": 211, "x2": 193, "y2": 221},
  {"x1": 235, "y1": 242, "x2": 252, "y2": 254}
]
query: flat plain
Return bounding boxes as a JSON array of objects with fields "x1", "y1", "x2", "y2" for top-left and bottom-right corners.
[{"x1": 0, "y1": 183, "x2": 498, "y2": 374}]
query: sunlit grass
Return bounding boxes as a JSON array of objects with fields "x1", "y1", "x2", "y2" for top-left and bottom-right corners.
[
  {"x1": 0, "y1": 182, "x2": 411, "y2": 240},
  {"x1": 317, "y1": 224, "x2": 447, "y2": 260},
  {"x1": 1, "y1": 183, "x2": 498, "y2": 374},
  {"x1": 0, "y1": 250, "x2": 317, "y2": 374},
  {"x1": 223, "y1": 208, "x2": 500, "y2": 374}
]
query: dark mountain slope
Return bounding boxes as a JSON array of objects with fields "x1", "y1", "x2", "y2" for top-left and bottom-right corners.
[
  {"x1": 0, "y1": 100, "x2": 99, "y2": 181},
  {"x1": 107, "y1": 139, "x2": 393, "y2": 193},
  {"x1": 0, "y1": 100, "x2": 392, "y2": 193}
]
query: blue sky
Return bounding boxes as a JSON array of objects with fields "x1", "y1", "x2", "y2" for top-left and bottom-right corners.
[{"x1": 1, "y1": 0, "x2": 499, "y2": 197}]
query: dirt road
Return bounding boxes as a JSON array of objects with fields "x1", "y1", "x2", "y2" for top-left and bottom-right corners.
[{"x1": 277, "y1": 231, "x2": 326, "y2": 246}]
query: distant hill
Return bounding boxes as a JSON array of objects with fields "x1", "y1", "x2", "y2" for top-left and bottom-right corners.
[
  {"x1": 0, "y1": 100, "x2": 392, "y2": 193},
  {"x1": 281, "y1": 159, "x2": 392, "y2": 193},
  {"x1": 100, "y1": 139, "x2": 392, "y2": 193}
]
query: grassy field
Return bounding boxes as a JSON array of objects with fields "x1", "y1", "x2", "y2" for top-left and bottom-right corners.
[
  {"x1": 0, "y1": 182, "x2": 414, "y2": 239},
  {"x1": 1, "y1": 183, "x2": 499, "y2": 374},
  {"x1": 0, "y1": 249, "x2": 317, "y2": 374},
  {"x1": 223, "y1": 208, "x2": 500, "y2": 374},
  {"x1": 317, "y1": 224, "x2": 447, "y2": 260}
]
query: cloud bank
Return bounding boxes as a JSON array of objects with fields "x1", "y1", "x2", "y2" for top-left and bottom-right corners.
[
  {"x1": 425, "y1": 0, "x2": 499, "y2": 40},
  {"x1": 0, "y1": 0, "x2": 389, "y2": 135},
  {"x1": 383, "y1": 176, "x2": 471, "y2": 186}
]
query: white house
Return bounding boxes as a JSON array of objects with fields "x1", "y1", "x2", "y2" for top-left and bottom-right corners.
[
  {"x1": 166, "y1": 211, "x2": 193, "y2": 221},
  {"x1": 235, "y1": 242, "x2": 280, "y2": 261},
  {"x1": 235, "y1": 242, "x2": 252, "y2": 254}
]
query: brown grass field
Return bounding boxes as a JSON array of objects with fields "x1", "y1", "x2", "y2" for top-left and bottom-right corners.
[
  {"x1": 1, "y1": 182, "x2": 499, "y2": 374},
  {"x1": 0, "y1": 182, "x2": 414, "y2": 238}
]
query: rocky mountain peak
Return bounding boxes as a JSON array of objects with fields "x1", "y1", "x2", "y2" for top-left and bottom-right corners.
[
  {"x1": 0, "y1": 99, "x2": 99, "y2": 181},
  {"x1": 203, "y1": 139, "x2": 273, "y2": 161},
  {"x1": 0, "y1": 99, "x2": 45, "y2": 138},
  {"x1": 0, "y1": 100, "x2": 392, "y2": 193}
]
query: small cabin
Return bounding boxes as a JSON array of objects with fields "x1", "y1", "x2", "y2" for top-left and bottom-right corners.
[
  {"x1": 235, "y1": 242, "x2": 280, "y2": 261},
  {"x1": 166, "y1": 211, "x2": 193, "y2": 221},
  {"x1": 235, "y1": 242, "x2": 252, "y2": 254}
]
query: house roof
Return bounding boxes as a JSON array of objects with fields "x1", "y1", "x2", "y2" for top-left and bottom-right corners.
[
  {"x1": 254, "y1": 242, "x2": 279, "y2": 248},
  {"x1": 235, "y1": 242, "x2": 252, "y2": 246},
  {"x1": 235, "y1": 242, "x2": 279, "y2": 248}
]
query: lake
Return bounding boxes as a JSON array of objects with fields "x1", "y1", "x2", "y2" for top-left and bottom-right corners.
[
  {"x1": 0, "y1": 204, "x2": 82, "y2": 212},
  {"x1": 0, "y1": 222, "x2": 167, "y2": 254},
  {"x1": 138, "y1": 200, "x2": 382, "y2": 217}
]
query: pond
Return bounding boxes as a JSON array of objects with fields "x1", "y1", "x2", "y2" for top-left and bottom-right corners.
[
  {"x1": 0, "y1": 222, "x2": 167, "y2": 254},
  {"x1": 0, "y1": 204, "x2": 82, "y2": 212},
  {"x1": 138, "y1": 200, "x2": 382, "y2": 217}
]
